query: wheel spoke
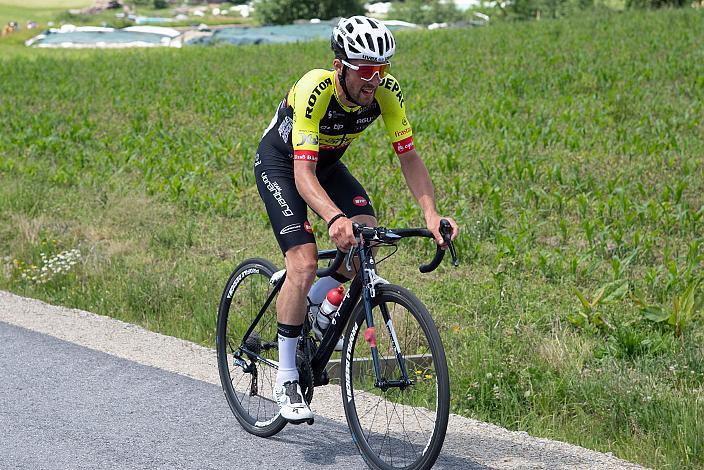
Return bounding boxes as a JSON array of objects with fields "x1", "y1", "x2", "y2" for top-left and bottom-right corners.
[{"x1": 343, "y1": 286, "x2": 449, "y2": 469}]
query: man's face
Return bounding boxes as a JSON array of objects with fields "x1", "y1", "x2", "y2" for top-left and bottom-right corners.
[{"x1": 335, "y1": 59, "x2": 386, "y2": 107}]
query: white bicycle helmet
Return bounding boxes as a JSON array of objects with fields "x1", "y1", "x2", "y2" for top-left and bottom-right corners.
[{"x1": 331, "y1": 16, "x2": 395, "y2": 64}]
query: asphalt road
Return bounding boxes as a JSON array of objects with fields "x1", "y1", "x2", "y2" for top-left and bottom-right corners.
[
  {"x1": 0, "y1": 291, "x2": 647, "y2": 470},
  {"x1": 0, "y1": 321, "x2": 481, "y2": 470}
]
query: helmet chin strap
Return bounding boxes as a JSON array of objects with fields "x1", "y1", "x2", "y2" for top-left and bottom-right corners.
[{"x1": 339, "y1": 66, "x2": 363, "y2": 107}]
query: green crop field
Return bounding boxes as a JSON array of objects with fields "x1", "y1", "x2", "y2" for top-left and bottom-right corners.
[
  {"x1": 0, "y1": 0, "x2": 91, "y2": 30},
  {"x1": 1, "y1": 9, "x2": 703, "y2": 468}
]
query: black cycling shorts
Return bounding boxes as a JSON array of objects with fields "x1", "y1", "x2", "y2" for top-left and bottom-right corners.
[{"x1": 254, "y1": 148, "x2": 376, "y2": 255}]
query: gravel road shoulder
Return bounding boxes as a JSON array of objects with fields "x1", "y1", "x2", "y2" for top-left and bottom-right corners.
[{"x1": 0, "y1": 290, "x2": 648, "y2": 470}]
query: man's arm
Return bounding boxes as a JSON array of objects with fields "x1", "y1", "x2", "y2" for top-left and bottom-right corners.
[
  {"x1": 294, "y1": 161, "x2": 357, "y2": 250},
  {"x1": 293, "y1": 161, "x2": 341, "y2": 223},
  {"x1": 398, "y1": 149, "x2": 459, "y2": 245}
]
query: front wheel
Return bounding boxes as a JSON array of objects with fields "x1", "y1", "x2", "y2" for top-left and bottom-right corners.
[{"x1": 341, "y1": 284, "x2": 450, "y2": 470}]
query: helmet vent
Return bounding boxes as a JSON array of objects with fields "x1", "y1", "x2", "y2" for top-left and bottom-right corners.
[
  {"x1": 345, "y1": 23, "x2": 354, "y2": 33},
  {"x1": 355, "y1": 17, "x2": 364, "y2": 24},
  {"x1": 377, "y1": 37, "x2": 384, "y2": 55},
  {"x1": 367, "y1": 18, "x2": 379, "y2": 29},
  {"x1": 383, "y1": 33, "x2": 389, "y2": 51},
  {"x1": 348, "y1": 44, "x2": 360, "y2": 54},
  {"x1": 365, "y1": 33, "x2": 374, "y2": 52}
]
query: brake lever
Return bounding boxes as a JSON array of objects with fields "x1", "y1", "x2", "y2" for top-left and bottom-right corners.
[
  {"x1": 439, "y1": 219, "x2": 459, "y2": 268},
  {"x1": 345, "y1": 245, "x2": 357, "y2": 272},
  {"x1": 447, "y1": 240, "x2": 459, "y2": 267},
  {"x1": 342, "y1": 222, "x2": 363, "y2": 273}
]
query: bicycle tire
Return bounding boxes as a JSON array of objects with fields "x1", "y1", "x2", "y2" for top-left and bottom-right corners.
[
  {"x1": 216, "y1": 258, "x2": 287, "y2": 437},
  {"x1": 341, "y1": 284, "x2": 450, "y2": 470}
]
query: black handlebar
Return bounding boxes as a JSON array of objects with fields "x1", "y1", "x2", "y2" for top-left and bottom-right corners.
[
  {"x1": 315, "y1": 219, "x2": 458, "y2": 278},
  {"x1": 419, "y1": 219, "x2": 456, "y2": 272},
  {"x1": 316, "y1": 249, "x2": 346, "y2": 278}
]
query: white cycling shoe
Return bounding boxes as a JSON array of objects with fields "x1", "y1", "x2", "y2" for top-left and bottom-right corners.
[{"x1": 273, "y1": 381, "x2": 314, "y2": 424}]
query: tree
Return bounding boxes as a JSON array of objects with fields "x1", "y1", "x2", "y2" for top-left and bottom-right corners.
[
  {"x1": 254, "y1": 0, "x2": 364, "y2": 25},
  {"x1": 318, "y1": 0, "x2": 364, "y2": 19},
  {"x1": 510, "y1": 0, "x2": 595, "y2": 19}
]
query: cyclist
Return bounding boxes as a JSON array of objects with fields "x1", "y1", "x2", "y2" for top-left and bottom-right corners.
[{"x1": 254, "y1": 15, "x2": 459, "y2": 423}]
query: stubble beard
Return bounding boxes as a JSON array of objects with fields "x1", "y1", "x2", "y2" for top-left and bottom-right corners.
[{"x1": 352, "y1": 85, "x2": 376, "y2": 107}]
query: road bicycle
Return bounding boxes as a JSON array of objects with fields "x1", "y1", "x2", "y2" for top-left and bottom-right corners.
[{"x1": 216, "y1": 220, "x2": 458, "y2": 470}]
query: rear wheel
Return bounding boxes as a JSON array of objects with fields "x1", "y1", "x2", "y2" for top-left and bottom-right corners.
[
  {"x1": 341, "y1": 284, "x2": 450, "y2": 470},
  {"x1": 216, "y1": 258, "x2": 287, "y2": 437}
]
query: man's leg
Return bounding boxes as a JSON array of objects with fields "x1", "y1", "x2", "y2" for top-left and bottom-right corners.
[
  {"x1": 274, "y1": 242, "x2": 317, "y2": 422},
  {"x1": 277, "y1": 243, "x2": 318, "y2": 328},
  {"x1": 253, "y1": 148, "x2": 318, "y2": 421}
]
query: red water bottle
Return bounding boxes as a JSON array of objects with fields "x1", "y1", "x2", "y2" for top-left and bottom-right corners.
[{"x1": 317, "y1": 286, "x2": 344, "y2": 331}]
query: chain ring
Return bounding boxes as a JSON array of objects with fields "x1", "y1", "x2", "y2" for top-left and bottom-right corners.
[{"x1": 296, "y1": 337, "x2": 316, "y2": 404}]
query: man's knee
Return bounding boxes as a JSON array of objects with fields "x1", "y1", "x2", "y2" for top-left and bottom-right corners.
[
  {"x1": 350, "y1": 214, "x2": 377, "y2": 227},
  {"x1": 284, "y1": 244, "x2": 318, "y2": 288}
]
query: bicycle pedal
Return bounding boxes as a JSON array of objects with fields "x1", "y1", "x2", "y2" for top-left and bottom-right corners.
[{"x1": 287, "y1": 417, "x2": 314, "y2": 426}]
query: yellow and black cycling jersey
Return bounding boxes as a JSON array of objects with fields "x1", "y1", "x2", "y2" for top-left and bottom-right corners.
[{"x1": 259, "y1": 69, "x2": 414, "y2": 167}]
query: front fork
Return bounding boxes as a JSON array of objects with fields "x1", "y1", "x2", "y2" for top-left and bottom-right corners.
[{"x1": 358, "y1": 241, "x2": 413, "y2": 390}]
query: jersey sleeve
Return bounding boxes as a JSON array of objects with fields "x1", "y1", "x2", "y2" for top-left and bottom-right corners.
[
  {"x1": 288, "y1": 70, "x2": 335, "y2": 162},
  {"x1": 376, "y1": 74, "x2": 414, "y2": 156}
]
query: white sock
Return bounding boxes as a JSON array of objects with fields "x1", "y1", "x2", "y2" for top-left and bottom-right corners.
[
  {"x1": 307, "y1": 276, "x2": 342, "y2": 305},
  {"x1": 276, "y1": 334, "x2": 299, "y2": 387}
]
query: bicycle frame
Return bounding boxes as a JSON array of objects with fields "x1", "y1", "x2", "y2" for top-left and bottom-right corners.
[{"x1": 237, "y1": 241, "x2": 412, "y2": 391}]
